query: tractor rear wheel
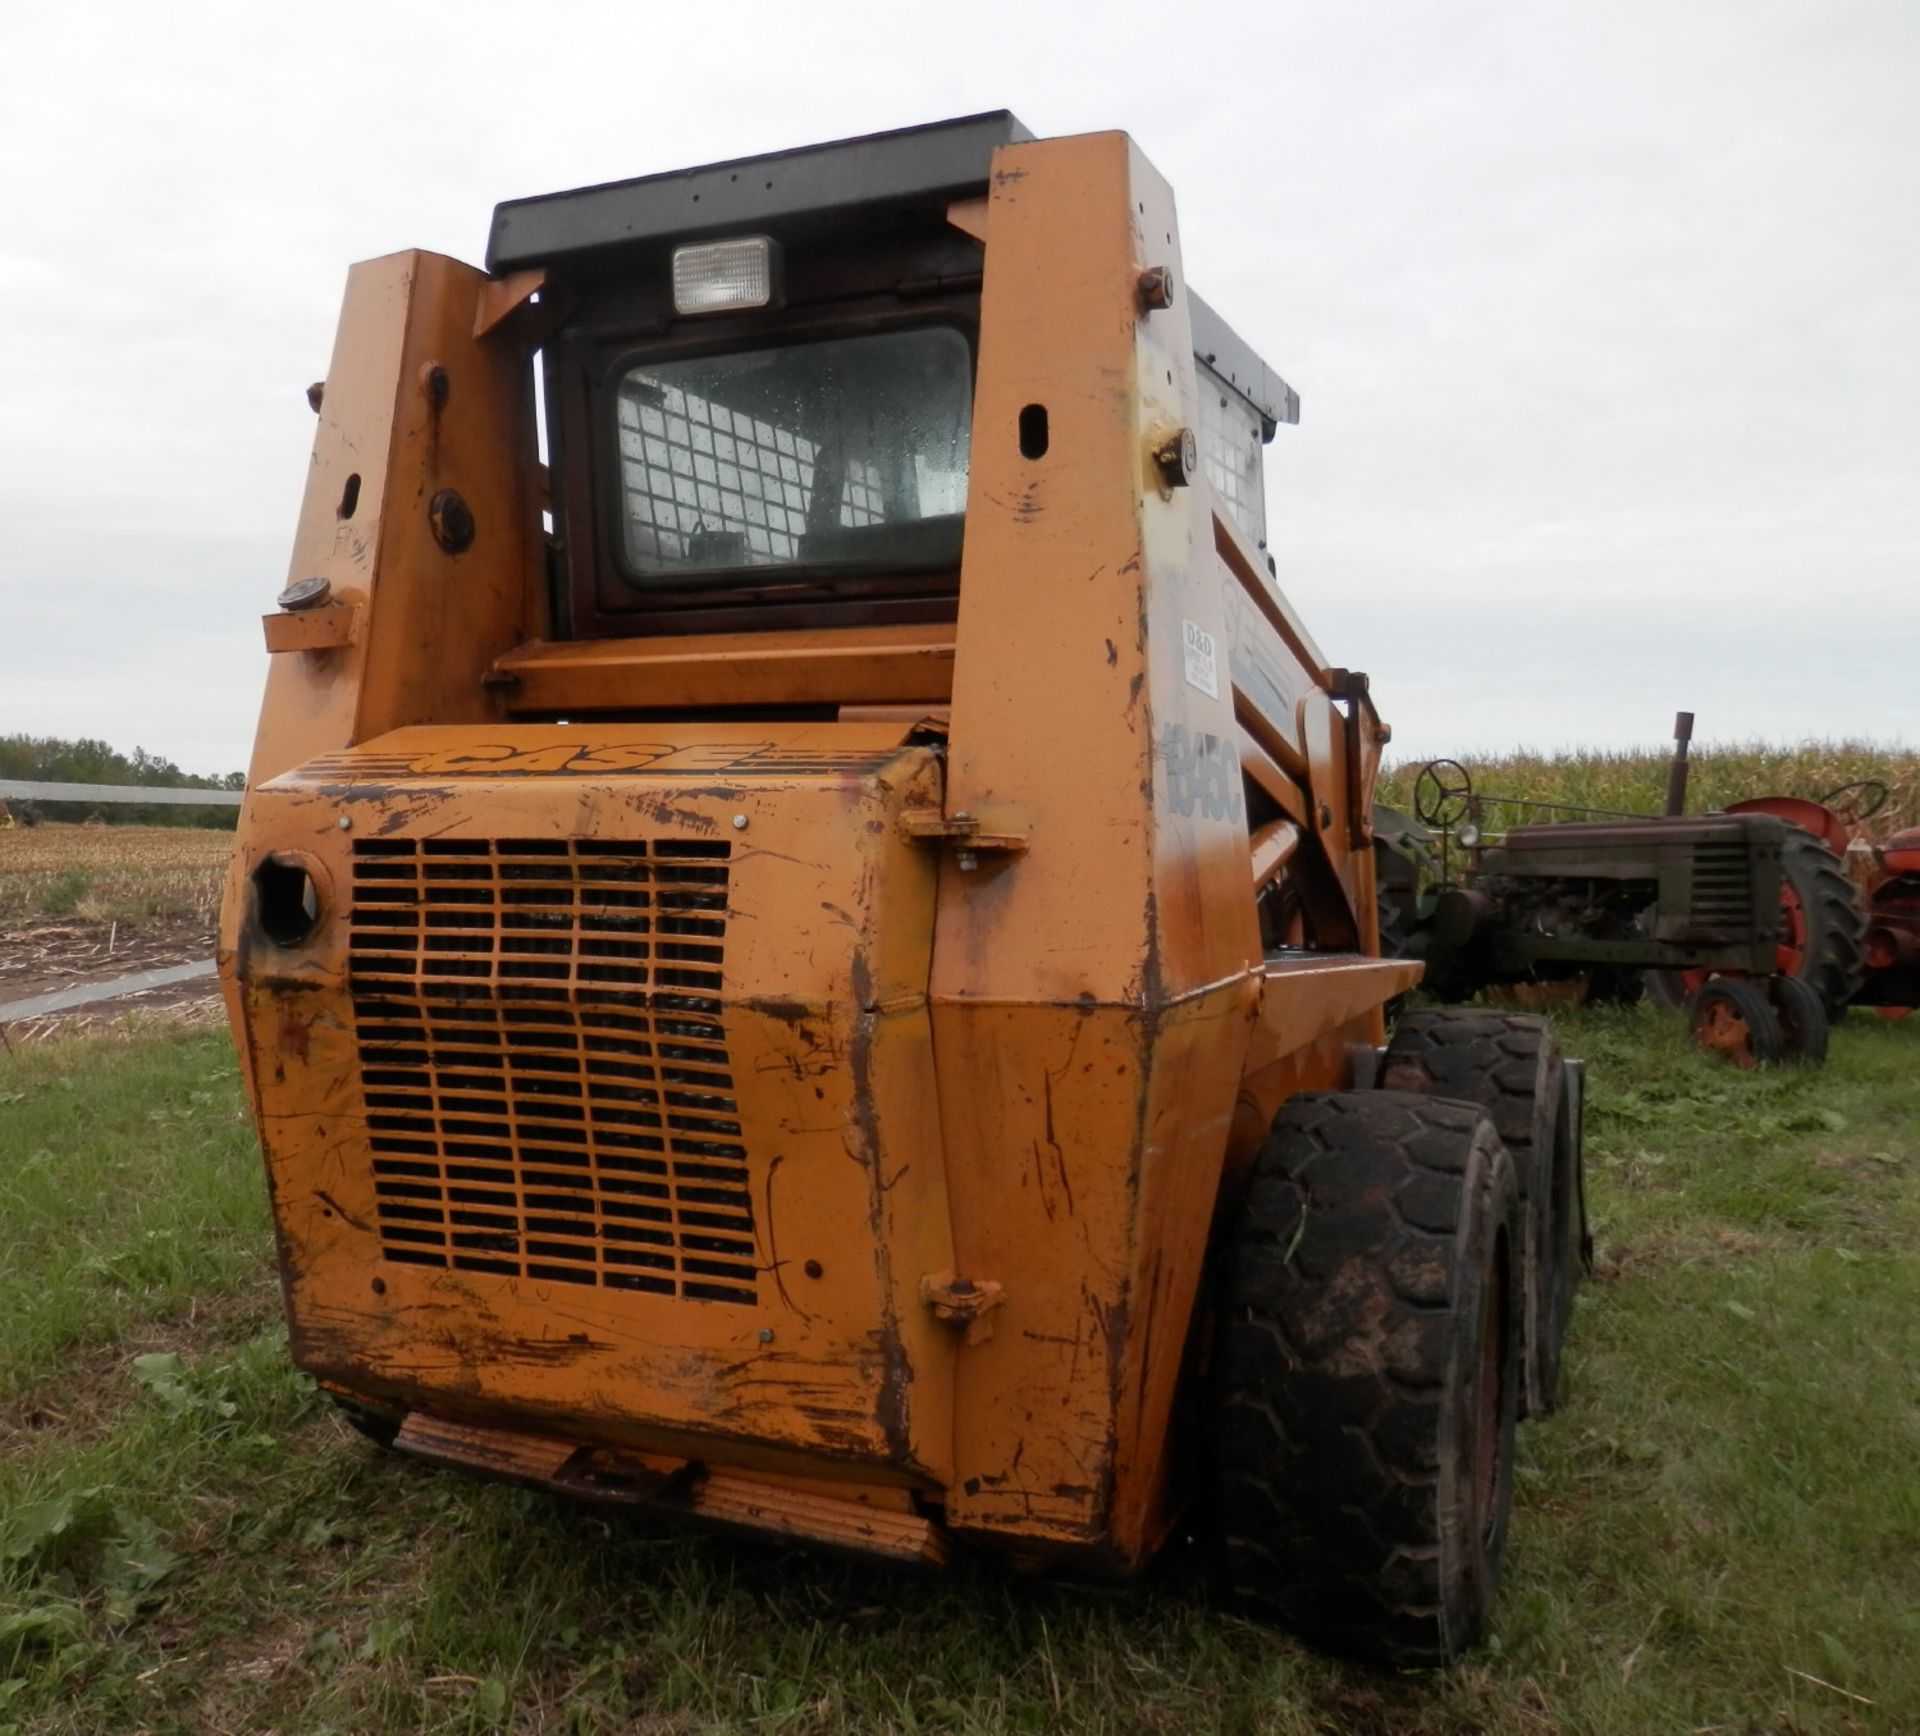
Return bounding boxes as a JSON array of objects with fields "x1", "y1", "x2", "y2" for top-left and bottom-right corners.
[
  {"x1": 1380, "y1": 1010, "x2": 1575, "y2": 1416},
  {"x1": 1213, "y1": 1091, "x2": 1522, "y2": 1667},
  {"x1": 1776, "y1": 829, "x2": 1869, "y2": 1014}
]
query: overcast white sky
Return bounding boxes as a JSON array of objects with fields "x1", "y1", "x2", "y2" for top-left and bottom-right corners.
[{"x1": 2, "y1": 0, "x2": 1914, "y2": 775}]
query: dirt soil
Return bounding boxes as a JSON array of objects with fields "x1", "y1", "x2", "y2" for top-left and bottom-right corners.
[{"x1": 0, "y1": 912, "x2": 221, "y2": 1039}]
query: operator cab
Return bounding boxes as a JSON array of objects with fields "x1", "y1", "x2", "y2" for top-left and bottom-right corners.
[{"x1": 488, "y1": 112, "x2": 1296, "y2": 644}]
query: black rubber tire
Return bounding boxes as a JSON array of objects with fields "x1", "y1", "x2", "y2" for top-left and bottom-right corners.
[
  {"x1": 1686, "y1": 976, "x2": 1785, "y2": 1068},
  {"x1": 1768, "y1": 973, "x2": 1830, "y2": 1065},
  {"x1": 1541, "y1": 1084, "x2": 1586, "y2": 1398},
  {"x1": 1380, "y1": 1010, "x2": 1572, "y2": 1417},
  {"x1": 1213, "y1": 1091, "x2": 1523, "y2": 1668},
  {"x1": 1778, "y1": 828, "x2": 1868, "y2": 1016},
  {"x1": 1375, "y1": 881, "x2": 1422, "y2": 1020},
  {"x1": 1376, "y1": 874, "x2": 1411, "y2": 959},
  {"x1": 1642, "y1": 965, "x2": 1689, "y2": 1013}
]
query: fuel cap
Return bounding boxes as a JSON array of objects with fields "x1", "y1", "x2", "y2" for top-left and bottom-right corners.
[{"x1": 277, "y1": 576, "x2": 332, "y2": 612}]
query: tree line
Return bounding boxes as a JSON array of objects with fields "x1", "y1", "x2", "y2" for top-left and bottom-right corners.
[{"x1": 0, "y1": 735, "x2": 244, "y2": 829}]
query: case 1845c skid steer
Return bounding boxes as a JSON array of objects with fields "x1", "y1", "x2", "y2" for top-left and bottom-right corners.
[{"x1": 221, "y1": 113, "x2": 1588, "y2": 1666}]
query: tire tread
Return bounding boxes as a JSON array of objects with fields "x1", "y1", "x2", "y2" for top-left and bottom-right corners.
[{"x1": 1214, "y1": 1090, "x2": 1519, "y2": 1667}]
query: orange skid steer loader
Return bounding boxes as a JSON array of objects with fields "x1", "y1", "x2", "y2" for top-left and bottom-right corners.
[{"x1": 221, "y1": 114, "x2": 1586, "y2": 1665}]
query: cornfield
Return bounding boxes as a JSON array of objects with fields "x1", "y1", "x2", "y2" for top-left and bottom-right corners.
[{"x1": 1377, "y1": 739, "x2": 1918, "y2": 842}]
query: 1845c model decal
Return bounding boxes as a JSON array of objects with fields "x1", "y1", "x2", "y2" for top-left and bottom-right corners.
[{"x1": 1159, "y1": 725, "x2": 1244, "y2": 824}]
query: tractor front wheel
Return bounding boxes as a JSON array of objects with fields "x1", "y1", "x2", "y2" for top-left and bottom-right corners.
[
  {"x1": 1769, "y1": 974, "x2": 1830, "y2": 1065},
  {"x1": 1212, "y1": 1091, "x2": 1522, "y2": 1667},
  {"x1": 1686, "y1": 977, "x2": 1785, "y2": 1068}
]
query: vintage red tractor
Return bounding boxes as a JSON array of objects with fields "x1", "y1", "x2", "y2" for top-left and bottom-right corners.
[{"x1": 1717, "y1": 781, "x2": 1918, "y2": 1019}]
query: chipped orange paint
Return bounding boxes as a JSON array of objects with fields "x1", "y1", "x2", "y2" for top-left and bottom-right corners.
[{"x1": 222, "y1": 125, "x2": 1412, "y2": 1576}]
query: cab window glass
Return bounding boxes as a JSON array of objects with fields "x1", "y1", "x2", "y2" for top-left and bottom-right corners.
[
  {"x1": 1199, "y1": 361, "x2": 1266, "y2": 547},
  {"x1": 614, "y1": 327, "x2": 972, "y2": 580}
]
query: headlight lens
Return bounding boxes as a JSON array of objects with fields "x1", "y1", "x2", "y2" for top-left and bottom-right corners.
[{"x1": 672, "y1": 236, "x2": 781, "y2": 315}]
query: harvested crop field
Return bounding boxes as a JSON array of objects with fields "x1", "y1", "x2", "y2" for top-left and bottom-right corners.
[
  {"x1": 0, "y1": 826, "x2": 229, "y2": 1038},
  {"x1": 0, "y1": 915, "x2": 222, "y2": 1040},
  {"x1": 0, "y1": 825, "x2": 231, "y2": 929}
]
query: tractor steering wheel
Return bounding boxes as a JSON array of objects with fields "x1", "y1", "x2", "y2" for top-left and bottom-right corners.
[
  {"x1": 1413, "y1": 759, "x2": 1475, "y2": 829},
  {"x1": 1818, "y1": 779, "x2": 1890, "y2": 824}
]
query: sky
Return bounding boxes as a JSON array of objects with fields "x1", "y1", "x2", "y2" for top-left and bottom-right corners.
[{"x1": 2, "y1": 0, "x2": 1915, "y2": 775}]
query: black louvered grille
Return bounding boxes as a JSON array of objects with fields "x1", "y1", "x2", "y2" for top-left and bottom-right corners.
[
  {"x1": 1689, "y1": 842, "x2": 1756, "y2": 929},
  {"x1": 346, "y1": 837, "x2": 755, "y2": 1305}
]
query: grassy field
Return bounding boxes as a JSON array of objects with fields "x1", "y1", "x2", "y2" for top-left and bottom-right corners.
[
  {"x1": 1377, "y1": 740, "x2": 1918, "y2": 842},
  {"x1": 0, "y1": 826, "x2": 231, "y2": 927},
  {"x1": 1, "y1": 1012, "x2": 1915, "y2": 1734}
]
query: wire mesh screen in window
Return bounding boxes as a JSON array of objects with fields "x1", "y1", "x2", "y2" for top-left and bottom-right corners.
[
  {"x1": 617, "y1": 387, "x2": 885, "y2": 568},
  {"x1": 1199, "y1": 364, "x2": 1267, "y2": 548},
  {"x1": 614, "y1": 327, "x2": 971, "y2": 579}
]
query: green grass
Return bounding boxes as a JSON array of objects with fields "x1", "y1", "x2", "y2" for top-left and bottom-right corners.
[
  {"x1": 1, "y1": 1017, "x2": 1917, "y2": 1733},
  {"x1": 26, "y1": 871, "x2": 93, "y2": 920},
  {"x1": 0, "y1": 1034, "x2": 267, "y2": 1403}
]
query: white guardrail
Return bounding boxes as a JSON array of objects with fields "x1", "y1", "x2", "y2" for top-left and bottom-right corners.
[
  {"x1": 0, "y1": 779, "x2": 242, "y2": 808},
  {"x1": 0, "y1": 779, "x2": 236, "y2": 1025}
]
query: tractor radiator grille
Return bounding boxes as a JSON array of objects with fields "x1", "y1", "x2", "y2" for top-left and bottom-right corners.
[
  {"x1": 1689, "y1": 841, "x2": 1756, "y2": 930},
  {"x1": 345, "y1": 837, "x2": 757, "y2": 1306}
]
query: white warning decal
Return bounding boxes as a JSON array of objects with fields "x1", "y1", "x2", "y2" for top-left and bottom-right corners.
[{"x1": 1181, "y1": 618, "x2": 1220, "y2": 700}]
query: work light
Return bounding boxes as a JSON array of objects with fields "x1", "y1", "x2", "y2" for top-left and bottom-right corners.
[{"x1": 672, "y1": 236, "x2": 782, "y2": 314}]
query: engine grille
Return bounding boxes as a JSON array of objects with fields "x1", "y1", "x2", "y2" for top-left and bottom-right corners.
[
  {"x1": 1689, "y1": 841, "x2": 1757, "y2": 930},
  {"x1": 346, "y1": 837, "x2": 757, "y2": 1306}
]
